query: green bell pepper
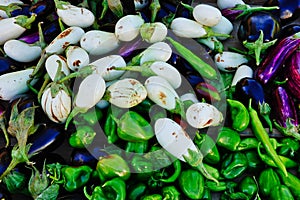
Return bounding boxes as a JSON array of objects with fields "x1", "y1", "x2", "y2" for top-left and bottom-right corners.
[
  {"x1": 239, "y1": 176, "x2": 258, "y2": 198},
  {"x1": 125, "y1": 141, "x2": 148, "y2": 154},
  {"x1": 104, "y1": 111, "x2": 119, "y2": 144},
  {"x1": 276, "y1": 170, "x2": 300, "y2": 199},
  {"x1": 270, "y1": 185, "x2": 294, "y2": 200},
  {"x1": 206, "y1": 181, "x2": 227, "y2": 192},
  {"x1": 61, "y1": 165, "x2": 93, "y2": 192},
  {"x1": 84, "y1": 186, "x2": 108, "y2": 200},
  {"x1": 159, "y1": 159, "x2": 181, "y2": 183},
  {"x1": 245, "y1": 150, "x2": 263, "y2": 172},
  {"x1": 128, "y1": 183, "x2": 147, "y2": 200},
  {"x1": 96, "y1": 154, "x2": 130, "y2": 182},
  {"x1": 131, "y1": 155, "x2": 154, "y2": 180},
  {"x1": 227, "y1": 99, "x2": 250, "y2": 132},
  {"x1": 141, "y1": 194, "x2": 163, "y2": 200},
  {"x1": 102, "y1": 177, "x2": 126, "y2": 200},
  {"x1": 178, "y1": 169, "x2": 205, "y2": 199},
  {"x1": 216, "y1": 127, "x2": 241, "y2": 151},
  {"x1": 162, "y1": 185, "x2": 181, "y2": 200},
  {"x1": 258, "y1": 168, "x2": 280, "y2": 197},
  {"x1": 202, "y1": 188, "x2": 212, "y2": 200},
  {"x1": 237, "y1": 137, "x2": 259, "y2": 151},
  {"x1": 69, "y1": 125, "x2": 96, "y2": 148},
  {"x1": 221, "y1": 152, "x2": 248, "y2": 179},
  {"x1": 278, "y1": 138, "x2": 300, "y2": 157},
  {"x1": 73, "y1": 107, "x2": 103, "y2": 126}
]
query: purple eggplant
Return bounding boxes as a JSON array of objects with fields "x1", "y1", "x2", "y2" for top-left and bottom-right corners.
[
  {"x1": 285, "y1": 49, "x2": 300, "y2": 101},
  {"x1": 264, "y1": 0, "x2": 300, "y2": 21},
  {"x1": 195, "y1": 82, "x2": 221, "y2": 102},
  {"x1": 0, "y1": 57, "x2": 21, "y2": 75},
  {"x1": 276, "y1": 24, "x2": 300, "y2": 39},
  {"x1": 272, "y1": 85, "x2": 300, "y2": 140},
  {"x1": 29, "y1": 0, "x2": 55, "y2": 18},
  {"x1": 255, "y1": 32, "x2": 300, "y2": 85},
  {"x1": 71, "y1": 147, "x2": 107, "y2": 168}
]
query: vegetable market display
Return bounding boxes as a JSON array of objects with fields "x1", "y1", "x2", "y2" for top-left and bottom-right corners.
[{"x1": 0, "y1": 0, "x2": 299, "y2": 199}]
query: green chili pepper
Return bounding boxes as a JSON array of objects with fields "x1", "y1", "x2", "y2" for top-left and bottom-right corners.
[
  {"x1": 96, "y1": 154, "x2": 130, "y2": 182},
  {"x1": 248, "y1": 99, "x2": 288, "y2": 176},
  {"x1": 239, "y1": 176, "x2": 258, "y2": 198},
  {"x1": 216, "y1": 127, "x2": 241, "y2": 151},
  {"x1": 221, "y1": 152, "x2": 248, "y2": 179},
  {"x1": 178, "y1": 169, "x2": 205, "y2": 200},
  {"x1": 245, "y1": 150, "x2": 263, "y2": 172},
  {"x1": 115, "y1": 111, "x2": 154, "y2": 142},
  {"x1": 125, "y1": 141, "x2": 148, "y2": 154},
  {"x1": 206, "y1": 181, "x2": 227, "y2": 192},
  {"x1": 237, "y1": 137, "x2": 259, "y2": 151},
  {"x1": 84, "y1": 186, "x2": 108, "y2": 200},
  {"x1": 69, "y1": 125, "x2": 96, "y2": 148},
  {"x1": 142, "y1": 194, "x2": 163, "y2": 200},
  {"x1": 270, "y1": 185, "x2": 294, "y2": 200},
  {"x1": 61, "y1": 165, "x2": 93, "y2": 192},
  {"x1": 162, "y1": 185, "x2": 181, "y2": 200},
  {"x1": 159, "y1": 159, "x2": 181, "y2": 183},
  {"x1": 104, "y1": 111, "x2": 119, "y2": 144},
  {"x1": 258, "y1": 168, "x2": 280, "y2": 197},
  {"x1": 276, "y1": 170, "x2": 300, "y2": 199},
  {"x1": 102, "y1": 177, "x2": 126, "y2": 200},
  {"x1": 128, "y1": 183, "x2": 147, "y2": 200},
  {"x1": 227, "y1": 99, "x2": 250, "y2": 132},
  {"x1": 194, "y1": 132, "x2": 220, "y2": 164},
  {"x1": 166, "y1": 37, "x2": 217, "y2": 80}
]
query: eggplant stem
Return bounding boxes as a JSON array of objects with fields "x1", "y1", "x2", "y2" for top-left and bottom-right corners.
[
  {"x1": 149, "y1": 0, "x2": 161, "y2": 23},
  {"x1": 0, "y1": 113, "x2": 9, "y2": 148}
]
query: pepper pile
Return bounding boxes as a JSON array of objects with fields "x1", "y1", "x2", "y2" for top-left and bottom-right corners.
[{"x1": 0, "y1": 0, "x2": 299, "y2": 199}]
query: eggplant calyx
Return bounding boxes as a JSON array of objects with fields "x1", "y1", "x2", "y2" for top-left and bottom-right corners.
[
  {"x1": 202, "y1": 26, "x2": 232, "y2": 39},
  {"x1": 274, "y1": 119, "x2": 300, "y2": 141},
  {"x1": 0, "y1": 4, "x2": 22, "y2": 17},
  {"x1": 258, "y1": 101, "x2": 273, "y2": 132},
  {"x1": 235, "y1": 4, "x2": 279, "y2": 20},
  {"x1": 15, "y1": 13, "x2": 37, "y2": 29}
]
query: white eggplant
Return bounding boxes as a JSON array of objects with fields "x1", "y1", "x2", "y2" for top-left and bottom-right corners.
[
  {"x1": 107, "y1": 78, "x2": 147, "y2": 108},
  {"x1": 0, "y1": 0, "x2": 23, "y2": 18},
  {"x1": 45, "y1": 26, "x2": 85, "y2": 55},
  {"x1": 0, "y1": 68, "x2": 37, "y2": 100},
  {"x1": 217, "y1": 0, "x2": 245, "y2": 10},
  {"x1": 55, "y1": 0, "x2": 95, "y2": 28},
  {"x1": 211, "y1": 16, "x2": 233, "y2": 40},
  {"x1": 145, "y1": 76, "x2": 179, "y2": 110},
  {"x1": 186, "y1": 102, "x2": 223, "y2": 129},
  {"x1": 231, "y1": 65, "x2": 253, "y2": 86},
  {"x1": 140, "y1": 22, "x2": 168, "y2": 43},
  {"x1": 140, "y1": 42, "x2": 172, "y2": 65},
  {"x1": 4, "y1": 39, "x2": 42, "y2": 62},
  {"x1": 214, "y1": 51, "x2": 248, "y2": 72},
  {"x1": 65, "y1": 46, "x2": 90, "y2": 71},
  {"x1": 115, "y1": 14, "x2": 144, "y2": 42},
  {"x1": 134, "y1": 0, "x2": 149, "y2": 10},
  {"x1": 154, "y1": 118, "x2": 198, "y2": 161},
  {"x1": 91, "y1": 55, "x2": 126, "y2": 81},
  {"x1": 180, "y1": 93, "x2": 199, "y2": 104},
  {"x1": 193, "y1": 4, "x2": 222, "y2": 27},
  {"x1": 170, "y1": 17, "x2": 206, "y2": 38},
  {"x1": 45, "y1": 54, "x2": 70, "y2": 81},
  {"x1": 80, "y1": 30, "x2": 120, "y2": 56},
  {"x1": 41, "y1": 87, "x2": 71, "y2": 123},
  {"x1": 96, "y1": 80, "x2": 118, "y2": 109}
]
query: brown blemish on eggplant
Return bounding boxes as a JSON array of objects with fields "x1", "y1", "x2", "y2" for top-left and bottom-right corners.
[
  {"x1": 73, "y1": 60, "x2": 81, "y2": 66},
  {"x1": 58, "y1": 29, "x2": 72, "y2": 39},
  {"x1": 159, "y1": 92, "x2": 167, "y2": 105},
  {"x1": 62, "y1": 42, "x2": 70, "y2": 49}
]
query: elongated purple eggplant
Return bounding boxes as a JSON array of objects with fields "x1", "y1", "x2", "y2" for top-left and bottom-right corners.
[
  {"x1": 255, "y1": 32, "x2": 300, "y2": 85},
  {"x1": 285, "y1": 49, "x2": 300, "y2": 101},
  {"x1": 272, "y1": 85, "x2": 300, "y2": 140}
]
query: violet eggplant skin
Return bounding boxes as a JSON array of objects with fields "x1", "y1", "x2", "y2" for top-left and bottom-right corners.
[
  {"x1": 255, "y1": 32, "x2": 300, "y2": 85},
  {"x1": 221, "y1": 8, "x2": 243, "y2": 22},
  {"x1": 285, "y1": 49, "x2": 300, "y2": 101}
]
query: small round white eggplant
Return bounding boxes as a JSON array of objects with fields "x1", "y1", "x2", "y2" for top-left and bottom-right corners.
[
  {"x1": 217, "y1": 0, "x2": 245, "y2": 10},
  {"x1": 45, "y1": 54, "x2": 70, "y2": 81},
  {"x1": 91, "y1": 55, "x2": 126, "y2": 81},
  {"x1": 45, "y1": 26, "x2": 85, "y2": 55},
  {"x1": 214, "y1": 51, "x2": 248, "y2": 72},
  {"x1": 41, "y1": 87, "x2": 71, "y2": 123},
  {"x1": 115, "y1": 14, "x2": 144, "y2": 42},
  {"x1": 211, "y1": 16, "x2": 233, "y2": 40},
  {"x1": 193, "y1": 4, "x2": 222, "y2": 27},
  {"x1": 80, "y1": 30, "x2": 120, "y2": 56},
  {"x1": 0, "y1": 68, "x2": 38, "y2": 100},
  {"x1": 107, "y1": 78, "x2": 147, "y2": 108},
  {"x1": 154, "y1": 118, "x2": 198, "y2": 161},
  {"x1": 186, "y1": 102, "x2": 223, "y2": 129},
  {"x1": 170, "y1": 17, "x2": 206, "y2": 38},
  {"x1": 65, "y1": 46, "x2": 90, "y2": 71},
  {"x1": 145, "y1": 76, "x2": 179, "y2": 110},
  {"x1": 134, "y1": 0, "x2": 149, "y2": 10},
  {"x1": 55, "y1": 2, "x2": 95, "y2": 28},
  {"x1": 231, "y1": 64, "x2": 253, "y2": 86},
  {"x1": 140, "y1": 42, "x2": 172, "y2": 65},
  {"x1": 4, "y1": 39, "x2": 42, "y2": 62},
  {"x1": 140, "y1": 22, "x2": 167, "y2": 43},
  {"x1": 0, "y1": 0, "x2": 24, "y2": 18}
]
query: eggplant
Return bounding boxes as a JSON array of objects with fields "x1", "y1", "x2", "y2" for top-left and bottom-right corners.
[
  {"x1": 0, "y1": 57, "x2": 21, "y2": 75},
  {"x1": 0, "y1": 4, "x2": 31, "y2": 17},
  {"x1": 271, "y1": 85, "x2": 300, "y2": 140},
  {"x1": 70, "y1": 147, "x2": 107, "y2": 168},
  {"x1": 29, "y1": 0, "x2": 55, "y2": 19},
  {"x1": 264, "y1": 0, "x2": 300, "y2": 21},
  {"x1": 285, "y1": 49, "x2": 300, "y2": 101},
  {"x1": 255, "y1": 32, "x2": 300, "y2": 85},
  {"x1": 0, "y1": 148, "x2": 11, "y2": 176},
  {"x1": 276, "y1": 24, "x2": 300, "y2": 39}
]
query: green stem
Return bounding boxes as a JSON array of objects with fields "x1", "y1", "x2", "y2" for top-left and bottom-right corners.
[
  {"x1": 0, "y1": 114, "x2": 9, "y2": 148},
  {"x1": 202, "y1": 26, "x2": 232, "y2": 39},
  {"x1": 149, "y1": 0, "x2": 161, "y2": 23},
  {"x1": 99, "y1": 0, "x2": 108, "y2": 20},
  {"x1": 37, "y1": 74, "x2": 51, "y2": 103},
  {"x1": 0, "y1": 160, "x2": 18, "y2": 180},
  {"x1": 15, "y1": 13, "x2": 37, "y2": 29},
  {"x1": 236, "y1": 6, "x2": 279, "y2": 19},
  {"x1": 57, "y1": 65, "x2": 95, "y2": 84},
  {"x1": 37, "y1": 22, "x2": 47, "y2": 50}
]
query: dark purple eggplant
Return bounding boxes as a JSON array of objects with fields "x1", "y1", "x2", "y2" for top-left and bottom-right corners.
[
  {"x1": 255, "y1": 32, "x2": 300, "y2": 85},
  {"x1": 285, "y1": 49, "x2": 300, "y2": 101},
  {"x1": 0, "y1": 148, "x2": 11, "y2": 177},
  {"x1": 0, "y1": 4, "x2": 31, "y2": 17},
  {"x1": 29, "y1": 0, "x2": 55, "y2": 17},
  {"x1": 70, "y1": 147, "x2": 107, "y2": 168},
  {"x1": 276, "y1": 24, "x2": 300, "y2": 39},
  {"x1": 0, "y1": 57, "x2": 21, "y2": 75},
  {"x1": 271, "y1": 85, "x2": 300, "y2": 140},
  {"x1": 264, "y1": 0, "x2": 300, "y2": 21}
]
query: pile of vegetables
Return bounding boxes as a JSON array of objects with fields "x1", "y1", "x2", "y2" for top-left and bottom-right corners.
[{"x1": 0, "y1": 0, "x2": 299, "y2": 199}]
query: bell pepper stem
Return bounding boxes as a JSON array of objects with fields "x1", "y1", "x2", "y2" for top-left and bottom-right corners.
[{"x1": 159, "y1": 159, "x2": 181, "y2": 183}]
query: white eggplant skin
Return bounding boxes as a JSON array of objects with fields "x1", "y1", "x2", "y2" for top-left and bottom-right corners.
[
  {"x1": 75, "y1": 74, "x2": 106, "y2": 109},
  {"x1": 45, "y1": 54, "x2": 70, "y2": 81},
  {"x1": 0, "y1": 68, "x2": 38, "y2": 100},
  {"x1": 45, "y1": 26, "x2": 85, "y2": 55},
  {"x1": 0, "y1": 17, "x2": 26, "y2": 45},
  {"x1": 231, "y1": 65, "x2": 253, "y2": 86},
  {"x1": 211, "y1": 16, "x2": 233, "y2": 40},
  {"x1": 217, "y1": 0, "x2": 245, "y2": 10},
  {"x1": 4, "y1": 40, "x2": 42, "y2": 62},
  {"x1": 140, "y1": 22, "x2": 168, "y2": 43},
  {"x1": 214, "y1": 51, "x2": 248, "y2": 72},
  {"x1": 0, "y1": 0, "x2": 24, "y2": 18},
  {"x1": 186, "y1": 102, "x2": 223, "y2": 129},
  {"x1": 80, "y1": 30, "x2": 120, "y2": 56},
  {"x1": 193, "y1": 4, "x2": 222, "y2": 27},
  {"x1": 65, "y1": 46, "x2": 90, "y2": 71},
  {"x1": 154, "y1": 118, "x2": 198, "y2": 161},
  {"x1": 170, "y1": 17, "x2": 206, "y2": 38},
  {"x1": 180, "y1": 93, "x2": 199, "y2": 104},
  {"x1": 56, "y1": 5, "x2": 95, "y2": 28},
  {"x1": 140, "y1": 42, "x2": 172, "y2": 65},
  {"x1": 115, "y1": 15, "x2": 144, "y2": 42},
  {"x1": 107, "y1": 78, "x2": 147, "y2": 108},
  {"x1": 41, "y1": 88, "x2": 71, "y2": 123}
]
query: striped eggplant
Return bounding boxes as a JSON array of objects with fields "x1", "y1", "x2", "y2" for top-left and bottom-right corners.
[{"x1": 285, "y1": 49, "x2": 300, "y2": 101}]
